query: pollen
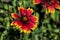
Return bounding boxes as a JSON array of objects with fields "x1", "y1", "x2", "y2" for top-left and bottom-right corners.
[{"x1": 22, "y1": 16, "x2": 28, "y2": 21}]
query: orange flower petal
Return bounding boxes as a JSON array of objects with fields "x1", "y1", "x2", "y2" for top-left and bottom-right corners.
[
  {"x1": 27, "y1": 16, "x2": 38, "y2": 30},
  {"x1": 33, "y1": 0, "x2": 42, "y2": 4},
  {"x1": 54, "y1": 3, "x2": 60, "y2": 10},
  {"x1": 11, "y1": 13, "x2": 19, "y2": 19},
  {"x1": 24, "y1": 27, "x2": 31, "y2": 34},
  {"x1": 48, "y1": 6, "x2": 55, "y2": 14},
  {"x1": 11, "y1": 20, "x2": 22, "y2": 28},
  {"x1": 27, "y1": 8, "x2": 33, "y2": 16},
  {"x1": 25, "y1": 29, "x2": 31, "y2": 34},
  {"x1": 27, "y1": 22, "x2": 35, "y2": 30},
  {"x1": 20, "y1": 28, "x2": 31, "y2": 34},
  {"x1": 11, "y1": 20, "x2": 17, "y2": 26},
  {"x1": 29, "y1": 15, "x2": 38, "y2": 23},
  {"x1": 20, "y1": 25, "x2": 31, "y2": 34},
  {"x1": 18, "y1": 7, "x2": 27, "y2": 15},
  {"x1": 45, "y1": 6, "x2": 55, "y2": 14},
  {"x1": 31, "y1": 23, "x2": 38, "y2": 30}
]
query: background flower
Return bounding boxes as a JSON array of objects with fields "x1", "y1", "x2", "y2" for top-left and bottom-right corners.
[{"x1": 33, "y1": 0, "x2": 60, "y2": 14}]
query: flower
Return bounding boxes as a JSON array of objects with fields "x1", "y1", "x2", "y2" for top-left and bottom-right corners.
[
  {"x1": 11, "y1": 7, "x2": 38, "y2": 34},
  {"x1": 33, "y1": 0, "x2": 60, "y2": 14}
]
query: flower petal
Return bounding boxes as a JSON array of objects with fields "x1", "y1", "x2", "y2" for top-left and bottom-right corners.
[
  {"x1": 31, "y1": 23, "x2": 38, "y2": 30},
  {"x1": 11, "y1": 20, "x2": 22, "y2": 28},
  {"x1": 29, "y1": 15, "x2": 38, "y2": 23},
  {"x1": 54, "y1": 3, "x2": 60, "y2": 10},
  {"x1": 27, "y1": 21, "x2": 37, "y2": 30},
  {"x1": 20, "y1": 25, "x2": 31, "y2": 34},
  {"x1": 24, "y1": 27, "x2": 31, "y2": 34},
  {"x1": 33, "y1": 0, "x2": 42, "y2": 4},
  {"x1": 27, "y1": 8, "x2": 33, "y2": 16},
  {"x1": 18, "y1": 7, "x2": 27, "y2": 15},
  {"x1": 45, "y1": 6, "x2": 55, "y2": 14},
  {"x1": 28, "y1": 16, "x2": 38, "y2": 30},
  {"x1": 11, "y1": 13, "x2": 19, "y2": 19},
  {"x1": 48, "y1": 6, "x2": 55, "y2": 14}
]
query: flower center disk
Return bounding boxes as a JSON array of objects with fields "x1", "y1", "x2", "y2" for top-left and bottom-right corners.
[
  {"x1": 44, "y1": 0, "x2": 53, "y2": 4},
  {"x1": 21, "y1": 16, "x2": 28, "y2": 23},
  {"x1": 44, "y1": 0, "x2": 52, "y2": 2},
  {"x1": 23, "y1": 17, "x2": 28, "y2": 21}
]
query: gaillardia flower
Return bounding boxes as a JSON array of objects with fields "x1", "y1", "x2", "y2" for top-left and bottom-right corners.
[
  {"x1": 33, "y1": 0, "x2": 60, "y2": 14},
  {"x1": 11, "y1": 7, "x2": 38, "y2": 34}
]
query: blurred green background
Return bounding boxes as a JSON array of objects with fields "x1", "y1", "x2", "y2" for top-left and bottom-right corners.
[{"x1": 0, "y1": 0, "x2": 60, "y2": 40}]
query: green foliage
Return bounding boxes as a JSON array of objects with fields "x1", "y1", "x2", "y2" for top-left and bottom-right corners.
[{"x1": 0, "y1": 0, "x2": 60, "y2": 40}]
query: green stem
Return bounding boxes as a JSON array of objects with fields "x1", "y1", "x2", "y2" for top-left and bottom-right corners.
[
  {"x1": 20, "y1": 33, "x2": 22, "y2": 40},
  {"x1": 0, "y1": 30, "x2": 8, "y2": 40},
  {"x1": 23, "y1": 33, "x2": 28, "y2": 40},
  {"x1": 31, "y1": 32, "x2": 35, "y2": 40}
]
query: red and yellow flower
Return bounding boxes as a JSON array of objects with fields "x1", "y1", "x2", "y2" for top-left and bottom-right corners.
[
  {"x1": 11, "y1": 7, "x2": 38, "y2": 34},
  {"x1": 33, "y1": 0, "x2": 60, "y2": 14}
]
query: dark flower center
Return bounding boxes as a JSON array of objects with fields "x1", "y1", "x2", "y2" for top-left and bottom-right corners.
[
  {"x1": 21, "y1": 16, "x2": 28, "y2": 23},
  {"x1": 46, "y1": 0, "x2": 52, "y2": 2},
  {"x1": 44, "y1": 0, "x2": 53, "y2": 4},
  {"x1": 44, "y1": 0, "x2": 52, "y2": 2},
  {"x1": 22, "y1": 16, "x2": 28, "y2": 21},
  {"x1": 43, "y1": 0, "x2": 56, "y2": 7}
]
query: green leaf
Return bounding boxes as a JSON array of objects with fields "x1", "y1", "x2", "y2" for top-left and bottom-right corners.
[
  {"x1": 12, "y1": 0, "x2": 17, "y2": 7},
  {"x1": 51, "y1": 12, "x2": 55, "y2": 21},
  {"x1": 0, "y1": 17, "x2": 3, "y2": 22},
  {"x1": 24, "y1": 34, "x2": 29, "y2": 40},
  {"x1": 35, "y1": 35, "x2": 39, "y2": 40},
  {"x1": 54, "y1": 29, "x2": 59, "y2": 33},
  {"x1": 0, "y1": 30, "x2": 8, "y2": 40},
  {"x1": 0, "y1": 25, "x2": 4, "y2": 28},
  {"x1": 35, "y1": 12, "x2": 39, "y2": 18},
  {"x1": 40, "y1": 25, "x2": 47, "y2": 33},
  {"x1": 4, "y1": 17, "x2": 10, "y2": 22},
  {"x1": 4, "y1": 4, "x2": 8, "y2": 10},
  {"x1": 51, "y1": 11, "x2": 59, "y2": 21},
  {"x1": 6, "y1": 22, "x2": 10, "y2": 29},
  {"x1": 43, "y1": 19, "x2": 49, "y2": 23},
  {"x1": 0, "y1": 10, "x2": 5, "y2": 13},
  {"x1": 9, "y1": 5, "x2": 13, "y2": 12},
  {"x1": 0, "y1": 3, "x2": 3, "y2": 8}
]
